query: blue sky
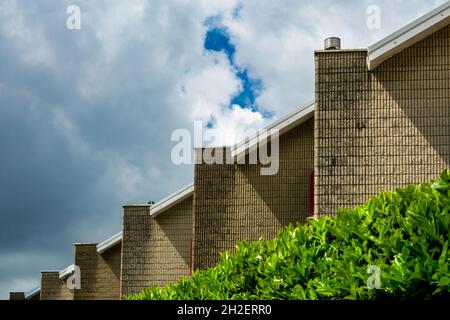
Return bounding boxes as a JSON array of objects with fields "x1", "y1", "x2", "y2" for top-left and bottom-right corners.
[
  {"x1": 204, "y1": 25, "x2": 266, "y2": 120},
  {"x1": 0, "y1": 0, "x2": 446, "y2": 299}
]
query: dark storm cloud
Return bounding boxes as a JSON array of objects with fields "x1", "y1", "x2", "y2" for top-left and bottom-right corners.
[{"x1": 0, "y1": 0, "x2": 198, "y2": 298}]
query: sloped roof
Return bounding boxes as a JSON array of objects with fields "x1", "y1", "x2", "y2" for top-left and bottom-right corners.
[
  {"x1": 24, "y1": 286, "x2": 40, "y2": 299},
  {"x1": 150, "y1": 184, "x2": 194, "y2": 218},
  {"x1": 368, "y1": 1, "x2": 450, "y2": 70},
  {"x1": 58, "y1": 264, "x2": 76, "y2": 279},
  {"x1": 97, "y1": 186, "x2": 195, "y2": 242},
  {"x1": 96, "y1": 231, "x2": 122, "y2": 254}
]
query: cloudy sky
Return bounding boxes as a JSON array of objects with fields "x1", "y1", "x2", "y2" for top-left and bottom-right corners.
[{"x1": 0, "y1": 0, "x2": 446, "y2": 299}]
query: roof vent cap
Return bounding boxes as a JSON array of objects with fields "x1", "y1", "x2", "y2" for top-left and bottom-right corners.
[{"x1": 324, "y1": 37, "x2": 341, "y2": 50}]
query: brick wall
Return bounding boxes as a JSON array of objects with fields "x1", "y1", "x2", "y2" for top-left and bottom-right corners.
[
  {"x1": 193, "y1": 119, "x2": 314, "y2": 270},
  {"x1": 9, "y1": 292, "x2": 25, "y2": 300},
  {"x1": 121, "y1": 205, "x2": 151, "y2": 297},
  {"x1": 74, "y1": 243, "x2": 121, "y2": 300},
  {"x1": 147, "y1": 197, "x2": 193, "y2": 285},
  {"x1": 121, "y1": 200, "x2": 193, "y2": 296},
  {"x1": 28, "y1": 292, "x2": 40, "y2": 300},
  {"x1": 40, "y1": 272, "x2": 73, "y2": 300},
  {"x1": 315, "y1": 26, "x2": 450, "y2": 216},
  {"x1": 10, "y1": 291, "x2": 41, "y2": 300}
]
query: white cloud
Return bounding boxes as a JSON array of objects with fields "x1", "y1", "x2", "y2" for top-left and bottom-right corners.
[
  {"x1": 71, "y1": 0, "x2": 272, "y2": 146},
  {"x1": 0, "y1": 0, "x2": 55, "y2": 67},
  {"x1": 180, "y1": 53, "x2": 241, "y2": 122},
  {"x1": 213, "y1": 105, "x2": 268, "y2": 146}
]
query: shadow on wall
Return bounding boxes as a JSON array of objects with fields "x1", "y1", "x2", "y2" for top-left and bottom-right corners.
[
  {"x1": 240, "y1": 118, "x2": 315, "y2": 231},
  {"x1": 101, "y1": 244, "x2": 121, "y2": 280},
  {"x1": 75, "y1": 243, "x2": 121, "y2": 300},
  {"x1": 375, "y1": 25, "x2": 450, "y2": 173},
  {"x1": 154, "y1": 197, "x2": 193, "y2": 276}
]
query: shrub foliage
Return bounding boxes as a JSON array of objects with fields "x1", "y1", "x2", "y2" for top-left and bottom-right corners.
[{"x1": 127, "y1": 170, "x2": 450, "y2": 300}]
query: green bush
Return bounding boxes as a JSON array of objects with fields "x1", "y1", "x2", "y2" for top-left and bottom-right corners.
[{"x1": 126, "y1": 170, "x2": 450, "y2": 300}]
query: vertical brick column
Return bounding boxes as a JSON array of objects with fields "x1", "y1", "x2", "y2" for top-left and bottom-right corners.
[
  {"x1": 40, "y1": 271, "x2": 73, "y2": 300},
  {"x1": 74, "y1": 244, "x2": 96, "y2": 300},
  {"x1": 120, "y1": 204, "x2": 151, "y2": 297},
  {"x1": 314, "y1": 25, "x2": 450, "y2": 216},
  {"x1": 9, "y1": 292, "x2": 25, "y2": 300},
  {"x1": 73, "y1": 243, "x2": 121, "y2": 300},
  {"x1": 314, "y1": 50, "x2": 370, "y2": 216},
  {"x1": 193, "y1": 147, "x2": 235, "y2": 270}
]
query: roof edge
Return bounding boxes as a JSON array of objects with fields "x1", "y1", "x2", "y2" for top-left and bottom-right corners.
[
  {"x1": 315, "y1": 49, "x2": 367, "y2": 53},
  {"x1": 149, "y1": 184, "x2": 194, "y2": 218},
  {"x1": 24, "y1": 286, "x2": 40, "y2": 299},
  {"x1": 231, "y1": 101, "x2": 315, "y2": 159},
  {"x1": 368, "y1": 2, "x2": 450, "y2": 70},
  {"x1": 58, "y1": 264, "x2": 76, "y2": 280},
  {"x1": 96, "y1": 231, "x2": 122, "y2": 254},
  {"x1": 122, "y1": 203, "x2": 151, "y2": 207}
]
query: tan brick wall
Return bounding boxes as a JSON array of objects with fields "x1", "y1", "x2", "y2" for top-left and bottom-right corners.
[
  {"x1": 120, "y1": 200, "x2": 193, "y2": 296},
  {"x1": 74, "y1": 243, "x2": 121, "y2": 300},
  {"x1": 148, "y1": 197, "x2": 193, "y2": 285},
  {"x1": 28, "y1": 292, "x2": 40, "y2": 300},
  {"x1": 9, "y1": 291, "x2": 40, "y2": 300},
  {"x1": 121, "y1": 205, "x2": 151, "y2": 296},
  {"x1": 9, "y1": 292, "x2": 25, "y2": 300},
  {"x1": 193, "y1": 119, "x2": 314, "y2": 270},
  {"x1": 315, "y1": 25, "x2": 450, "y2": 216},
  {"x1": 40, "y1": 272, "x2": 73, "y2": 300}
]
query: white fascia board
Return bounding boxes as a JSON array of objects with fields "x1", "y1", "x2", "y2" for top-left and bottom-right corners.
[
  {"x1": 368, "y1": 1, "x2": 450, "y2": 70},
  {"x1": 58, "y1": 264, "x2": 76, "y2": 280},
  {"x1": 149, "y1": 184, "x2": 194, "y2": 218},
  {"x1": 231, "y1": 101, "x2": 315, "y2": 160},
  {"x1": 96, "y1": 231, "x2": 122, "y2": 254},
  {"x1": 24, "y1": 287, "x2": 40, "y2": 299}
]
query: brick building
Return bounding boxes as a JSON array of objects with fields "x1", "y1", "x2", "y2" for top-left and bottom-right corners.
[
  {"x1": 73, "y1": 232, "x2": 122, "y2": 300},
  {"x1": 9, "y1": 2, "x2": 449, "y2": 299},
  {"x1": 40, "y1": 269, "x2": 73, "y2": 300},
  {"x1": 8, "y1": 292, "x2": 26, "y2": 300},
  {"x1": 8, "y1": 288, "x2": 40, "y2": 300},
  {"x1": 102, "y1": 2, "x2": 450, "y2": 294},
  {"x1": 314, "y1": 4, "x2": 450, "y2": 215},
  {"x1": 187, "y1": 1, "x2": 450, "y2": 272},
  {"x1": 193, "y1": 104, "x2": 315, "y2": 269},
  {"x1": 121, "y1": 185, "x2": 194, "y2": 296},
  {"x1": 12, "y1": 232, "x2": 122, "y2": 300}
]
